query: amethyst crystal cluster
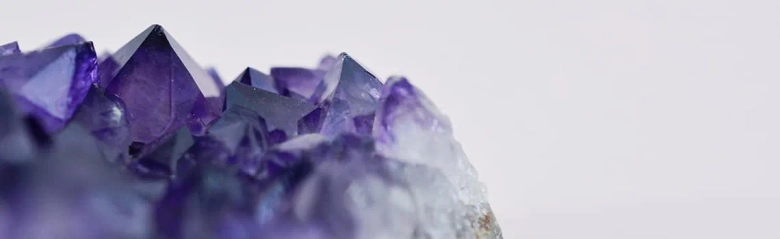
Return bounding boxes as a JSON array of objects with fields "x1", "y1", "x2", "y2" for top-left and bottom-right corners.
[{"x1": 0, "y1": 25, "x2": 502, "y2": 239}]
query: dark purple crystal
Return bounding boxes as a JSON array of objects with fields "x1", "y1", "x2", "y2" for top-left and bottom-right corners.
[
  {"x1": 103, "y1": 25, "x2": 221, "y2": 143},
  {"x1": 96, "y1": 51, "x2": 119, "y2": 89},
  {"x1": 235, "y1": 67, "x2": 277, "y2": 94},
  {"x1": 131, "y1": 127, "x2": 195, "y2": 179}
]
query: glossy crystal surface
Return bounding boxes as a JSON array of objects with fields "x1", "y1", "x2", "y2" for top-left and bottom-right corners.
[{"x1": 0, "y1": 25, "x2": 501, "y2": 239}]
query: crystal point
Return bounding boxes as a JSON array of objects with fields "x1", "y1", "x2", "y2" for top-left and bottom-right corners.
[
  {"x1": 103, "y1": 25, "x2": 220, "y2": 143},
  {"x1": 0, "y1": 29, "x2": 501, "y2": 239},
  {"x1": 236, "y1": 67, "x2": 277, "y2": 94},
  {"x1": 45, "y1": 33, "x2": 87, "y2": 48},
  {"x1": 224, "y1": 81, "x2": 316, "y2": 138},
  {"x1": 0, "y1": 42, "x2": 20, "y2": 55},
  {"x1": 186, "y1": 105, "x2": 271, "y2": 175},
  {"x1": 132, "y1": 127, "x2": 194, "y2": 179},
  {"x1": 155, "y1": 165, "x2": 257, "y2": 239},
  {"x1": 271, "y1": 67, "x2": 326, "y2": 103},
  {"x1": 0, "y1": 42, "x2": 98, "y2": 133},
  {"x1": 70, "y1": 85, "x2": 131, "y2": 163},
  {"x1": 317, "y1": 53, "x2": 383, "y2": 138}
]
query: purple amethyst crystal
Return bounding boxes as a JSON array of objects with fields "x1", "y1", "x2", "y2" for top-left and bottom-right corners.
[
  {"x1": 0, "y1": 24, "x2": 501, "y2": 239},
  {"x1": 131, "y1": 127, "x2": 195, "y2": 179},
  {"x1": 317, "y1": 54, "x2": 337, "y2": 70},
  {"x1": 316, "y1": 53, "x2": 383, "y2": 138},
  {"x1": 0, "y1": 42, "x2": 20, "y2": 55},
  {"x1": 271, "y1": 55, "x2": 330, "y2": 104},
  {"x1": 154, "y1": 164, "x2": 258, "y2": 239},
  {"x1": 45, "y1": 33, "x2": 87, "y2": 48},
  {"x1": 206, "y1": 67, "x2": 226, "y2": 112},
  {"x1": 70, "y1": 85, "x2": 131, "y2": 163},
  {"x1": 271, "y1": 67, "x2": 326, "y2": 103},
  {"x1": 96, "y1": 51, "x2": 119, "y2": 89},
  {"x1": 224, "y1": 81, "x2": 316, "y2": 139},
  {"x1": 1, "y1": 124, "x2": 151, "y2": 239},
  {"x1": 103, "y1": 24, "x2": 221, "y2": 143},
  {"x1": 185, "y1": 105, "x2": 272, "y2": 175},
  {"x1": 235, "y1": 67, "x2": 277, "y2": 94},
  {"x1": 0, "y1": 41, "x2": 98, "y2": 133}
]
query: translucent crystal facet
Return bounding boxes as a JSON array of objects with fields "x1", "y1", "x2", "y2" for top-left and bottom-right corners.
[
  {"x1": 70, "y1": 85, "x2": 131, "y2": 163},
  {"x1": 236, "y1": 67, "x2": 277, "y2": 94},
  {"x1": 0, "y1": 24, "x2": 501, "y2": 239},
  {"x1": 103, "y1": 25, "x2": 221, "y2": 143},
  {"x1": 0, "y1": 41, "x2": 98, "y2": 133},
  {"x1": 313, "y1": 53, "x2": 383, "y2": 138},
  {"x1": 224, "y1": 81, "x2": 316, "y2": 139},
  {"x1": 206, "y1": 67, "x2": 226, "y2": 112},
  {"x1": 374, "y1": 77, "x2": 501, "y2": 238},
  {"x1": 45, "y1": 33, "x2": 87, "y2": 48},
  {"x1": 0, "y1": 42, "x2": 20, "y2": 55}
]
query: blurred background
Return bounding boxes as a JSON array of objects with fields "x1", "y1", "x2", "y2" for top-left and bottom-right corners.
[{"x1": 1, "y1": 0, "x2": 779, "y2": 238}]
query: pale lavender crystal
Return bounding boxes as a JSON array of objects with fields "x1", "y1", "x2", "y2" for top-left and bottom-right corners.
[
  {"x1": 271, "y1": 55, "x2": 335, "y2": 103},
  {"x1": 207, "y1": 67, "x2": 223, "y2": 86},
  {"x1": 0, "y1": 42, "x2": 20, "y2": 55},
  {"x1": 271, "y1": 67, "x2": 326, "y2": 103},
  {"x1": 317, "y1": 54, "x2": 337, "y2": 70},
  {"x1": 236, "y1": 67, "x2": 277, "y2": 94},
  {"x1": 260, "y1": 134, "x2": 474, "y2": 239},
  {"x1": 0, "y1": 42, "x2": 98, "y2": 133},
  {"x1": 103, "y1": 25, "x2": 221, "y2": 143},
  {"x1": 206, "y1": 67, "x2": 225, "y2": 112},
  {"x1": 317, "y1": 53, "x2": 382, "y2": 138},
  {"x1": 45, "y1": 33, "x2": 86, "y2": 48},
  {"x1": 373, "y1": 77, "x2": 502, "y2": 238}
]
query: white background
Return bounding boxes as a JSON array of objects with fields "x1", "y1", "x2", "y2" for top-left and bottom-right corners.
[{"x1": 2, "y1": 0, "x2": 779, "y2": 238}]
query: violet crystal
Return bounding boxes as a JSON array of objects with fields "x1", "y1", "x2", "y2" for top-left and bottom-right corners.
[
  {"x1": 0, "y1": 42, "x2": 20, "y2": 55},
  {"x1": 0, "y1": 41, "x2": 98, "y2": 133},
  {"x1": 0, "y1": 24, "x2": 502, "y2": 239}
]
